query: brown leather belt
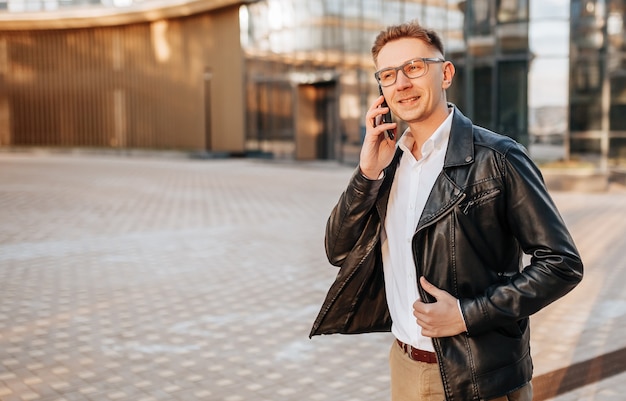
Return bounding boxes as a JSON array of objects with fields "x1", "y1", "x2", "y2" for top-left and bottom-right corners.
[{"x1": 396, "y1": 340, "x2": 438, "y2": 364}]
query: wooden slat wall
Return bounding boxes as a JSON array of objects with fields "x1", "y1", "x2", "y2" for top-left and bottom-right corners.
[{"x1": 0, "y1": 6, "x2": 245, "y2": 152}]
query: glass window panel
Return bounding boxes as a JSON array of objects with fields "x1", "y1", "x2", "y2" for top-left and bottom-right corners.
[
  {"x1": 382, "y1": 1, "x2": 404, "y2": 25},
  {"x1": 530, "y1": 0, "x2": 569, "y2": 19},
  {"x1": 529, "y1": 20, "x2": 569, "y2": 57},
  {"x1": 255, "y1": 82, "x2": 293, "y2": 141},
  {"x1": 571, "y1": 0, "x2": 605, "y2": 49},
  {"x1": 363, "y1": 0, "x2": 382, "y2": 20},
  {"x1": 473, "y1": 65, "x2": 493, "y2": 128},
  {"x1": 448, "y1": 64, "x2": 465, "y2": 111},
  {"x1": 570, "y1": 137, "x2": 602, "y2": 154},
  {"x1": 498, "y1": 22, "x2": 528, "y2": 53},
  {"x1": 446, "y1": 6, "x2": 466, "y2": 56},
  {"x1": 497, "y1": 0, "x2": 528, "y2": 23},
  {"x1": 572, "y1": 0, "x2": 606, "y2": 19},
  {"x1": 469, "y1": 0, "x2": 492, "y2": 36},
  {"x1": 425, "y1": 4, "x2": 447, "y2": 30},
  {"x1": 611, "y1": 65, "x2": 626, "y2": 131},
  {"x1": 610, "y1": 104, "x2": 626, "y2": 130},
  {"x1": 568, "y1": 38, "x2": 603, "y2": 131},
  {"x1": 609, "y1": 137, "x2": 626, "y2": 162},
  {"x1": 404, "y1": 3, "x2": 424, "y2": 24},
  {"x1": 305, "y1": 0, "x2": 324, "y2": 17},
  {"x1": 528, "y1": 104, "x2": 566, "y2": 161},
  {"x1": 528, "y1": 58, "x2": 569, "y2": 147},
  {"x1": 529, "y1": 58, "x2": 569, "y2": 108},
  {"x1": 324, "y1": 0, "x2": 342, "y2": 16},
  {"x1": 607, "y1": 12, "x2": 624, "y2": 51},
  {"x1": 607, "y1": 0, "x2": 625, "y2": 51},
  {"x1": 571, "y1": 56, "x2": 603, "y2": 94},
  {"x1": 570, "y1": 102, "x2": 602, "y2": 131},
  {"x1": 343, "y1": 26, "x2": 362, "y2": 53},
  {"x1": 497, "y1": 61, "x2": 527, "y2": 142}
]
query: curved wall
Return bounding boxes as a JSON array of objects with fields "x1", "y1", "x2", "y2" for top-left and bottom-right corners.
[{"x1": 0, "y1": 0, "x2": 249, "y2": 153}]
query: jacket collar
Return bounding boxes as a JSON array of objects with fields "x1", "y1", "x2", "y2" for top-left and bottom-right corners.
[
  {"x1": 443, "y1": 105, "x2": 475, "y2": 169},
  {"x1": 376, "y1": 105, "x2": 473, "y2": 224}
]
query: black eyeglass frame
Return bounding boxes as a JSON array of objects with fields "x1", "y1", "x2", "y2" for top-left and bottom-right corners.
[{"x1": 374, "y1": 57, "x2": 445, "y2": 87}]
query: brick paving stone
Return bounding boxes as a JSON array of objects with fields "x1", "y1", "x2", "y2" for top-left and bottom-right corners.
[{"x1": 0, "y1": 153, "x2": 624, "y2": 401}]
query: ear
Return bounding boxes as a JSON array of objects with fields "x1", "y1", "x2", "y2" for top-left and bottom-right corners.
[{"x1": 442, "y1": 61, "x2": 455, "y2": 89}]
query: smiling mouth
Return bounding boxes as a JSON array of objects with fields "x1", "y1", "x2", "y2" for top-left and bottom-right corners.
[{"x1": 399, "y1": 96, "x2": 420, "y2": 104}]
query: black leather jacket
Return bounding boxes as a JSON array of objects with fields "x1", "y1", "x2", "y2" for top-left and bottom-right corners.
[{"x1": 310, "y1": 108, "x2": 583, "y2": 401}]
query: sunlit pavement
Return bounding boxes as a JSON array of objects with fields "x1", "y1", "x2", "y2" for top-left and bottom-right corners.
[{"x1": 0, "y1": 153, "x2": 624, "y2": 401}]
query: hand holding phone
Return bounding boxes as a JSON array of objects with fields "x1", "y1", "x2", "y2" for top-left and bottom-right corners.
[{"x1": 375, "y1": 85, "x2": 395, "y2": 140}]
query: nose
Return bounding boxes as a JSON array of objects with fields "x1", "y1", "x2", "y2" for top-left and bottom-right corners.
[{"x1": 395, "y1": 69, "x2": 413, "y2": 89}]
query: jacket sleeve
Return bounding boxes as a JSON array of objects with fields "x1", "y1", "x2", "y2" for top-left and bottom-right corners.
[
  {"x1": 460, "y1": 143, "x2": 584, "y2": 336},
  {"x1": 325, "y1": 167, "x2": 384, "y2": 267}
]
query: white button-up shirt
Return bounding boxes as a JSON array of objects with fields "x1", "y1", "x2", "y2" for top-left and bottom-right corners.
[{"x1": 381, "y1": 108, "x2": 453, "y2": 352}]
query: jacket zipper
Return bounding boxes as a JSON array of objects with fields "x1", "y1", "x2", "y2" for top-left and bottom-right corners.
[{"x1": 411, "y1": 191, "x2": 467, "y2": 401}]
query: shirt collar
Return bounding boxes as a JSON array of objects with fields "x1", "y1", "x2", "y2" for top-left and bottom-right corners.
[{"x1": 398, "y1": 105, "x2": 454, "y2": 159}]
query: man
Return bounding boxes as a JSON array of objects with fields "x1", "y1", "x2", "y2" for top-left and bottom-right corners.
[{"x1": 309, "y1": 21, "x2": 583, "y2": 401}]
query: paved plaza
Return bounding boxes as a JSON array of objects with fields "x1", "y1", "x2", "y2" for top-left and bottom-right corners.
[{"x1": 0, "y1": 152, "x2": 625, "y2": 401}]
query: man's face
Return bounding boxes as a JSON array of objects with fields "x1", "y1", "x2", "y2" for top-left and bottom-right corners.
[{"x1": 376, "y1": 38, "x2": 453, "y2": 128}]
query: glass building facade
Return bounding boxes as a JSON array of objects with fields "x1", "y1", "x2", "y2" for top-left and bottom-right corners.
[
  {"x1": 240, "y1": 0, "x2": 626, "y2": 169},
  {"x1": 2, "y1": 0, "x2": 626, "y2": 170}
]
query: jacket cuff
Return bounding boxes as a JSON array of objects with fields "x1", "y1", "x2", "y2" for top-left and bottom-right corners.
[
  {"x1": 459, "y1": 297, "x2": 485, "y2": 337},
  {"x1": 360, "y1": 168, "x2": 385, "y2": 181},
  {"x1": 350, "y1": 167, "x2": 385, "y2": 196}
]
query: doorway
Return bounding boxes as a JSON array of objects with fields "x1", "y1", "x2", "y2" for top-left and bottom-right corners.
[{"x1": 295, "y1": 81, "x2": 338, "y2": 160}]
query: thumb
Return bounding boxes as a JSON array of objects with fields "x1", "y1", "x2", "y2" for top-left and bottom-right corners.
[{"x1": 420, "y1": 276, "x2": 443, "y2": 300}]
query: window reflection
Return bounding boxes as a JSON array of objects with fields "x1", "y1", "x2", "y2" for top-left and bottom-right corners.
[
  {"x1": 529, "y1": 21, "x2": 569, "y2": 57},
  {"x1": 571, "y1": 137, "x2": 602, "y2": 154},
  {"x1": 498, "y1": 61, "x2": 527, "y2": 142},
  {"x1": 572, "y1": 57, "x2": 603, "y2": 93},
  {"x1": 528, "y1": 58, "x2": 568, "y2": 154},
  {"x1": 571, "y1": 101, "x2": 602, "y2": 131},
  {"x1": 609, "y1": 138, "x2": 626, "y2": 161},
  {"x1": 498, "y1": 22, "x2": 528, "y2": 53},
  {"x1": 571, "y1": 0, "x2": 605, "y2": 49},
  {"x1": 607, "y1": 0, "x2": 625, "y2": 51},
  {"x1": 473, "y1": 65, "x2": 493, "y2": 129},
  {"x1": 497, "y1": 0, "x2": 528, "y2": 22},
  {"x1": 468, "y1": 0, "x2": 491, "y2": 36},
  {"x1": 610, "y1": 67, "x2": 626, "y2": 130},
  {"x1": 240, "y1": 0, "x2": 626, "y2": 166},
  {"x1": 530, "y1": 0, "x2": 569, "y2": 19}
]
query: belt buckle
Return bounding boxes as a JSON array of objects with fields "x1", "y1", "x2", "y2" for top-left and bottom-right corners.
[
  {"x1": 398, "y1": 340, "x2": 414, "y2": 358},
  {"x1": 404, "y1": 343, "x2": 411, "y2": 354}
]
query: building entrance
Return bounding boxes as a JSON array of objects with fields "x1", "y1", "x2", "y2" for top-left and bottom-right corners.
[{"x1": 295, "y1": 81, "x2": 338, "y2": 160}]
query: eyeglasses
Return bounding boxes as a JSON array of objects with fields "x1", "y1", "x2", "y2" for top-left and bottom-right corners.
[{"x1": 374, "y1": 57, "x2": 445, "y2": 87}]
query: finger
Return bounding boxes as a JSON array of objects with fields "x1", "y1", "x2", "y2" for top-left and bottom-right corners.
[
  {"x1": 364, "y1": 121, "x2": 396, "y2": 145},
  {"x1": 366, "y1": 95, "x2": 386, "y2": 116},
  {"x1": 420, "y1": 276, "x2": 445, "y2": 300},
  {"x1": 413, "y1": 299, "x2": 426, "y2": 314},
  {"x1": 366, "y1": 106, "x2": 391, "y2": 128},
  {"x1": 372, "y1": 94, "x2": 386, "y2": 109}
]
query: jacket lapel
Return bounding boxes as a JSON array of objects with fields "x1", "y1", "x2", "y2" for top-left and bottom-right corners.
[
  {"x1": 416, "y1": 107, "x2": 474, "y2": 232},
  {"x1": 375, "y1": 147, "x2": 403, "y2": 222}
]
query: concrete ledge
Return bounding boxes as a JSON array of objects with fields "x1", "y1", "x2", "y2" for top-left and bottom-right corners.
[
  {"x1": 610, "y1": 169, "x2": 626, "y2": 187},
  {"x1": 0, "y1": 146, "x2": 274, "y2": 160},
  {"x1": 541, "y1": 169, "x2": 610, "y2": 192}
]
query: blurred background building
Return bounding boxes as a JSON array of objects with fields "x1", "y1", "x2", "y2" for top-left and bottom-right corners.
[{"x1": 1, "y1": 0, "x2": 625, "y2": 171}]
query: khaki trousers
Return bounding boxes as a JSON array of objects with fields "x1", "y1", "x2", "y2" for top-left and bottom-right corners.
[{"x1": 389, "y1": 341, "x2": 533, "y2": 401}]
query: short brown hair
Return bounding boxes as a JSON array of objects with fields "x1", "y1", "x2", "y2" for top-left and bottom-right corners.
[{"x1": 371, "y1": 21, "x2": 445, "y2": 63}]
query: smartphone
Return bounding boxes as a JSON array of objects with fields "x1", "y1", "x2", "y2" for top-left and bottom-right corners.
[{"x1": 376, "y1": 85, "x2": 395, "y2": 140}]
